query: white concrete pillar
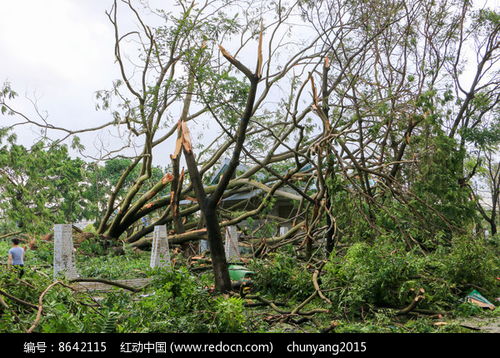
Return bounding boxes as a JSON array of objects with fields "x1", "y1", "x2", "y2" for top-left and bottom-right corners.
[
  {"x1": 199, "y1": 239, "x2": 209, "y2": 253},
  {"x1": 150, "y1": 225, "x2": 171, "y2": 268},
  {"x1": 279, "y1": 225, "x2": 289, "y2": 236},
  {"x1": 53, "y1": 224, "x2": 78, "y2": 279},
  {"x1": 224, "y1": 226, "x2": 240, "y2": 262}
]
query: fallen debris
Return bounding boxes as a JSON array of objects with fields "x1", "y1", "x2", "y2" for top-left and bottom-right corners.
[
  {"x1": 396, "y1": 288, "x2": 425, "y2": 315},
  {"x1": 465, "y1": 290, "x2": 496, "y2": 310}
]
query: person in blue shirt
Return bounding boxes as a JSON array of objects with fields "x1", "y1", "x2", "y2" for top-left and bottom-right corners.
[{"x1": 7, "y1": 238, "x2": 25, "y2": 277}]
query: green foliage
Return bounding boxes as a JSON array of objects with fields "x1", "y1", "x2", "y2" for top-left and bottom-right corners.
[
  {"x1": 0, "y1": 256, "x2": 251, "y2": 333},
  {"x1": 77, "y1": 236, "x2": 106, "y2": 256},
  {"x1": 464, "y1": 124, "x2": 500, "y2": 148},
  {"x1": 1, "y1": 234, "x2": 496, "y2": 333},
  {"x1": 410, "y1": 134, "x2": 477, "y2": 239},
  {"x1": 249, "y1": 246, "x2": 314, "y2": 300},
  {"x1": 119, "y1": 268, "x2": 249, "y2": 332},
  {"x1": 76, "y1": 252, "x2": 149, "y2": 280},
  {"x1": 0, "y1": 140, "x2": 87, "y2": 233},
  {"x1": 435, "y1": 236, "x2": 499, "y2": 296},
  {"x1": 455, "y1": 302, "x2": 484, "y2": 318},
  {"x1": 101, "y1": 311, "x2": 119, "y2": 333},
  {"x1": 322, "y1": 235, "x2": 499, "y2": 318},
  {"x1": 83, "y1": 158, "x2": 166, "y2": 222},
  {"x1": 213, "y1": 296, "x2": 246, "y2": 332},
  {"x1": 0, "y1": 267, "x2": 105, "y2": 333},
  {"x1": 323, "y1": 241, "x2": 424, "y2": 316}
]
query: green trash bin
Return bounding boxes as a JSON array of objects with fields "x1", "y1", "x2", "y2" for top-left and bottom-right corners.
[{"x1": 228, "y1": 265, "x2": 254, "y2": 284}]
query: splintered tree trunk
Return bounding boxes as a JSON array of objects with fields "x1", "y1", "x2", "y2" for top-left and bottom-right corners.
[
  {"x1": 183, "y1": 149, "x2": 232, "y2": 292},
  {"x1": 204, "y1": 209, "x2": 232, "y2": 290},
  {"x1": 176, "y1": 30, "x2": 262, "y2": 292},
  {"x1": 183, "y1": 142, "x2": 233, "y2": 292}
]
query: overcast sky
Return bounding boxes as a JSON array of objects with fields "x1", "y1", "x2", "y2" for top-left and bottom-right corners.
[
  {"x1": 0, "y1": 0, "x2": 497, "y2": 168},
  {"x1": 0, "y1": 0, "x2": 182, "y2": 165},
  {"x1": 0, "y1": 1, "x2": 119, "y2": 145},
  {"x1": 0, "y1": 0, "x2": 249, "y2": 166}
]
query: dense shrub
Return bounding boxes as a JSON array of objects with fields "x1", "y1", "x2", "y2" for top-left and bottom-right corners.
[
  {"x1": 0, "y1": 262, "x2": 251, "y2": 333},
  {"x1": 214, "y1": 296, "x2": 246, "y2": 332},
  {"x1": 322, "y1": 240, "x2": 424, "y2": 316},
  {"x1": 76, "y1": 252, "x2": 149, "y2": 279},
  {"x1": 321, "y1": 235, "x2": 500, "y2": 318},
  {"x1": 0, "y1": 267, "x2": 106, "y2": 333},
  {"x1": 249, "y1": 246, "x2": 314, "y2": 300},
  {"x1": 436, "y1": 236, "x2": 499, "y2": 296},
  {"x1": 117, "y1": 268, "x2": 249, "y2": 333}
]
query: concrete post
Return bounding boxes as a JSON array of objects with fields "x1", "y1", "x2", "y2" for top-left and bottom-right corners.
[
  {"x1": 53, "y1": 224, "x2": 78, "y2": 279},
  {"x1": 224, "y1": 226, "x2": 240, "y2": 262},
  {"x1": 279, "y1": 225, "x2": 289, "y2": 236},
  {"x1": 199, "y1": 239, "x2": 209, "y2": 254},
  {"x1": 150, "y1": 225, "x2": 171, "y2": 268}
]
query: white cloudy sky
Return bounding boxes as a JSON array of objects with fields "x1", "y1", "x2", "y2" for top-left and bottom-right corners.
[
  {"x1": 0, "y1": 0, "x2": 180, "y2": 164},
  {"x1": 0, "y1": 0, "x2": 497, "y2": 167},
  {"x1": 0, "y1": 1, "x2": 117, "y2": 141}
]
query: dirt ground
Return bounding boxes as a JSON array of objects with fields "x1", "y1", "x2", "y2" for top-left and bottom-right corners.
[{"x1": 456, "y1": 316, "x2": 500, "y2": 333}]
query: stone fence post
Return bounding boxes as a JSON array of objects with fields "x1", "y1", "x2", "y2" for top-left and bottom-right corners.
[
  {"x1": 150, "y1": 225, "x2": 171, "y2": 268},
  {"x1": 224, "y1": 226, "x2": 240, "y2": 262},
  {"x1": 53, "y1": 224, "x2": 78, "y2": 279}
]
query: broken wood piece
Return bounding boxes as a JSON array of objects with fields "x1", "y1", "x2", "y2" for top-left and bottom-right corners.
[
  {"x1": 320, "y1": 321, "x2": 339, "y2": 333},
  {"x1": 312, "y1": 261, "x2": 332, "y2": 305},
  {"x1": 69, "y1": 278, "x2": 145, "y2": 293},
  {"x1": 396, "y1": 288, "x2": 425, "y2": 315}
]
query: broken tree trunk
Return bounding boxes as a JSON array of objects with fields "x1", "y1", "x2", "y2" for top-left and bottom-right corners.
[{"x1": 177, "y1": 32, "x2": 263, "y2": 292}]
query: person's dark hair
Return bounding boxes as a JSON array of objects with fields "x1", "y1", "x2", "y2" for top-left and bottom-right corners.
[{"x1": 11, "y1": 238, "x2": 20, "y2": 245}]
